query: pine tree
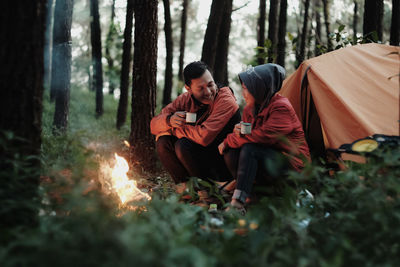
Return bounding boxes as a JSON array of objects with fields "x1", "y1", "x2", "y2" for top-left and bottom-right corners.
[
  {"x1": 116, "y1": 0, "x2": 134, "y2": 130},
  {"x1": 90, "y1": 0, "x2": 104, "y2": 117},
  {"x1": 129, "y1": 0, "x2": 158, "y2": 171}
]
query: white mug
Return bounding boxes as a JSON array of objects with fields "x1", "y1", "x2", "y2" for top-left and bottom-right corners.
[
  {"x1": 240, "y1": 122, "x2": 252, "y2": 134},
  {"x1": 186, "y1": 112, "x2": 196, "y2": 123}
]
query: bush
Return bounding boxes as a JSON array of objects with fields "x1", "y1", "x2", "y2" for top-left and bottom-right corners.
[{"x1": 1, "y1": 90, "x2": 399, "y2": 266}]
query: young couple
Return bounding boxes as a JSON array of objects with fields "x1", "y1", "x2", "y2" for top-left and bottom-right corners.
[{"x1": 150, "y1": 61, "x2": 310, "y2": 212}]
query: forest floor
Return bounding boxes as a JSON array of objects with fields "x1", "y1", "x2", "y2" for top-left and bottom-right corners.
[
  {"x1": 3, "y1": 86, "x2": 399, "y2": 266},
  {"x1": 41, "y1": 87, "x2": 175, "y2": 204}
]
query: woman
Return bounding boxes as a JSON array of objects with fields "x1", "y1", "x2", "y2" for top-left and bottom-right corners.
[{"x1": 218, "y1": 63, "x2": 310, "y2": 212}]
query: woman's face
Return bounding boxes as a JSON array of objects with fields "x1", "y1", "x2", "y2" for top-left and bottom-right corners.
[{"x1": 242, "y1": 83, "x2": 256, "y2": 106}]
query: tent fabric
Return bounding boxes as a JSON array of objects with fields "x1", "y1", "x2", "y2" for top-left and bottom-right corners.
[{"x1": 279, "y1": 43, "x2": 399, "y2": 150}]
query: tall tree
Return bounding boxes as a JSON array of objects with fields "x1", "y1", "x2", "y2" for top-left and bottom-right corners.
[
  {"x1": 44, "y1": 0, "x2": 55, "y2": 90},
  {"x1": 267, "y1": 0, "x2": 279, "y2": 63},
  {"x1": 363, "y1": 0, "x2": 384, "y2": 42},
  {"x1": 201, "y1": 0, "x2": 225, "y2": 72},
  {"x1": 51, "y1": 0, "x2": 74, "y2": 133},
  {"x1": 130, "y1": 0, "x2": 158, "y2": 171},
  {"x1": 322, "y1": 0, "x2": 333, "y2": 51},
  {"x1": 306, "y1": 7, "x2": 315, "y2": 59},
  {"x1": 105, "y1": 0, "x2": 117, "y2": 95},
  {"x1": 257, "y1": 0, "x2": 267, "y2": 65},
  {"x1": 162, "y1": 0, "x2": 173, "y2": 106},
  {"x1": 277, "y1": 0, "x2": 288, "y2": 67},
  {"x1": 90, "y1": 0, "x2": 104, "y2": 117},
  {"x1": 178, "y1": 0, "x2": 189, "y2": 82},
  {"x1": 0, "y1": 0, "x2": 46, "y2": 228},
  {"x1": 390, "y1": 0, "x2": 400, "y2": 45},
  {"x1": 314, "y1": 0, "x2": 322, "y2": 56},
  {"x1": 116, "y1": 0, "x2": 134, "y2": 130},
  {"x1": 296, "y1": 0, "x2": 311, "y2": 68},
  {"x1": 86, "y1": 16, "x2": 94, "y2": 92},
  {"x1": 353, "y1": 0, "x2": 359, "y2": 43},
  {"x1": 213, "y1": 0, "x2": 233, "y2": 85}
]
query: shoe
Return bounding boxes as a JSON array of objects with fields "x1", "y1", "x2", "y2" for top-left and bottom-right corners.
[
  {"x1": 175, "y1": 182, "x2": 187, "y2": 194},
  {"x1": 219, "y1": 180, "x2": 236, "y2": 192},
  {"x1": 224, "y1": 200, "x2": 246, "y2": 216},
  {"x1": 197, "y1": 190, "x2": 209, "y2": 199}
]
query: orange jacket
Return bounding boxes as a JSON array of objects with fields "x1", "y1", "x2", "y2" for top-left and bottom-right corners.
[
  {"x1": 150, "y1": 86, "x2": 239, "y2": 147},
  {"x1": 224, "y1": 94, "x2": 310, "y2": 171}
]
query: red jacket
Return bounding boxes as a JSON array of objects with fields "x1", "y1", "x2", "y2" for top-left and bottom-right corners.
[
  {"x1": 224, "y1": 94, "x2": 310, "y2": 171},
  {"x1": 151, "y1": 87, "x2": 239, "y2": 147}
]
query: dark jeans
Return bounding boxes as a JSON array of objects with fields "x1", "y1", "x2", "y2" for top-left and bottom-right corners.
[
  {"x1": 156, "y1": 136, "x2": 233, "y2": 183},
  {"x1": 156, "y1": 109, "x2": 241, "y2": 183},
  {"x1": 224, "y1": 143, "x2": 289, "y2": 202}
]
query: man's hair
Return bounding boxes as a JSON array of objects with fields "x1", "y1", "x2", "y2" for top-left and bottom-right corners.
[{"x1": 183, "y1": 61, "x2": 211, "y2": 86}]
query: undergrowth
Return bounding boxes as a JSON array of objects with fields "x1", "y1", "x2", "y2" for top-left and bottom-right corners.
[{"x1": 1, "y1": 88, "x2": 400, "y2": 266}]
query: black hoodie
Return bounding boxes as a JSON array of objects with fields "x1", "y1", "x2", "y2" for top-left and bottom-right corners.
[{"x1": 238, "y1": 63, "x2": 286, "y2": 113}]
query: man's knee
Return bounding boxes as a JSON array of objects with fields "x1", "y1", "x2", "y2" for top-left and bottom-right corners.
[
  {"x1": 156, "y1": 135, "x2": 175, "y2": 155},
  {"x1": 174, "y1": 138, "x2": 195, "y2": 160}
]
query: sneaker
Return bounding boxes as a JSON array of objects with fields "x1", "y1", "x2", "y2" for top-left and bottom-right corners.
[
  {"x1": 175, "y1": 182, "x2": 187, "y2": 194},
  {"x1": 224, "y1": 199, "x2": 246, "y2": 216}
]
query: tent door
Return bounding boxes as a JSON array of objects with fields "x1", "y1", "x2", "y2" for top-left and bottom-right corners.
[{"x1": 301, "y1": 68, "x2": 326, "y2": 159}]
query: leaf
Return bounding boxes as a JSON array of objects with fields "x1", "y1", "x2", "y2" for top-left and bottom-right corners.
[
  {"x1": 336, "y1": 33, "x2": 341, "y2": 42},
  {"x1": 338, "y1": 25, "x2": 345, "y2": 32},
  {"x1": 371, "y1": 31, "x2": 379, "y2": 42},
  {"x1": 264, "y1": 39, "x2": 272, "y2": 48}
]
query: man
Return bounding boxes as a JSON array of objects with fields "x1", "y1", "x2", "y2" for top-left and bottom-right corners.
[{"x1": 150, "y1": 61, "x2": 240, "y2": 186}]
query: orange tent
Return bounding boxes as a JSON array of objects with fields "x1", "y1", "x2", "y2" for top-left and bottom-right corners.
[{"x1": 279, "y1": 43, "x2": 399, "y2": 156}]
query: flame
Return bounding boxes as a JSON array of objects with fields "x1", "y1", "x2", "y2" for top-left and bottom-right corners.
[
  {"x1": 123, "y1": 140, "x2": 130, "y2": 148},
  {"x1": 102, "y1": 153, "x2": 151, "y2": 205}
]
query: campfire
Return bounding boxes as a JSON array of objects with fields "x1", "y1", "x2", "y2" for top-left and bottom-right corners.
[{"x1": 100, "y1": 153, "x2": 151, "y2": 205}]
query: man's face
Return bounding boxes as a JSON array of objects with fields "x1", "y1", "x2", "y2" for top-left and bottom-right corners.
[{"x1": 185, "y1": 70, "x2": 217, "y2": 105}]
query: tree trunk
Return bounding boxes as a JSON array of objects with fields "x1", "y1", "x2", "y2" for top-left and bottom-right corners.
[
  {"x1": 0, "y1": 0, "x2": 46, "y2": 228},
  {"x1": 213, "y1": 0, "x2": 232, "y2": 85},
  {"x1": 390, "y1": 0, "x2": 400, "y2": 45},
  {"x1": 178, "y1": 0, "x2": 189, "y2": 82},
  {"x1": 116, "y1": 0, "x2": 134, "y2": 130},
  {"x1": 296, "y1": 0, "x2": 310, "y2": 68},
  {"x1": 314, "y1": 0, "x2": 322, "y2": 56},
  {"x1": 322, "y1": 0, "x2": 333, "y2": 51},
  {"x1": 105, "y1": 0, "x2": 116, "y2": 95},
  {"x1": 162, "y1": 0, "x2": 173, "y2": 106},
  {"x1": 130, "y1": 0, "x2": 158, "y2": 171},
  {"x1": 307, "y1": 7, "x2": 314, "y2": 59},
  {"x1": 267, "y1": 0, "x2": 279, "y2": 63},
  {"x1": 363, "y1": 0, "x2": 384, "y2": 42},
  {"x1": 44, "y1": 0, "x2": 55, "y2": 91},
  {"x1": 201, "y1": 0, "x2": 225, "y2": 72},
  {"x1": 87, "y1": 64, "x2": 93, "y2": 91},
  {"x1": 52, "y1": 0, "x2": 74, "y2": 133},
  {"x1": 257, "y1": 0, "x2": 266, "y2": 65},
  {"x1": 353, "y1": 0, "x2": 359, "y2": 43},
  {"x1": 277, "y1": 0, "x2": 287, "y2": 67},
  {"x1": 90, "y1": 0, "x2": 104, "y2": 117}
]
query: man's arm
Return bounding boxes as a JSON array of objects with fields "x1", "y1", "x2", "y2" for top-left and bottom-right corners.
[
  {"x1": 173, "y1": 88, "x2": 239, "y2": 146},
  {"x1": 150, "y1": 93, "x2": 189, "y2": 136}
]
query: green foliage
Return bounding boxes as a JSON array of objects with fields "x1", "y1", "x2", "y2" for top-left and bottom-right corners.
[
  {"x1": 2, "y1": 88, "x2": 400, "y2": 266},
  {"x1": 0, "y1": 132, "x2": 41, "y2": 233},
  {"x1": 2, "y1": 142, "x2": 399, "y2": 266},
  {"x1": 289, "y1": 24, "x2": 382, "y2": 66},
  {"x1": 105, "y1": 22, "x2": 124, "y2": 93},
  {"x1": 248, "y1": 39, "x2": 275, "y2": 67}
]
